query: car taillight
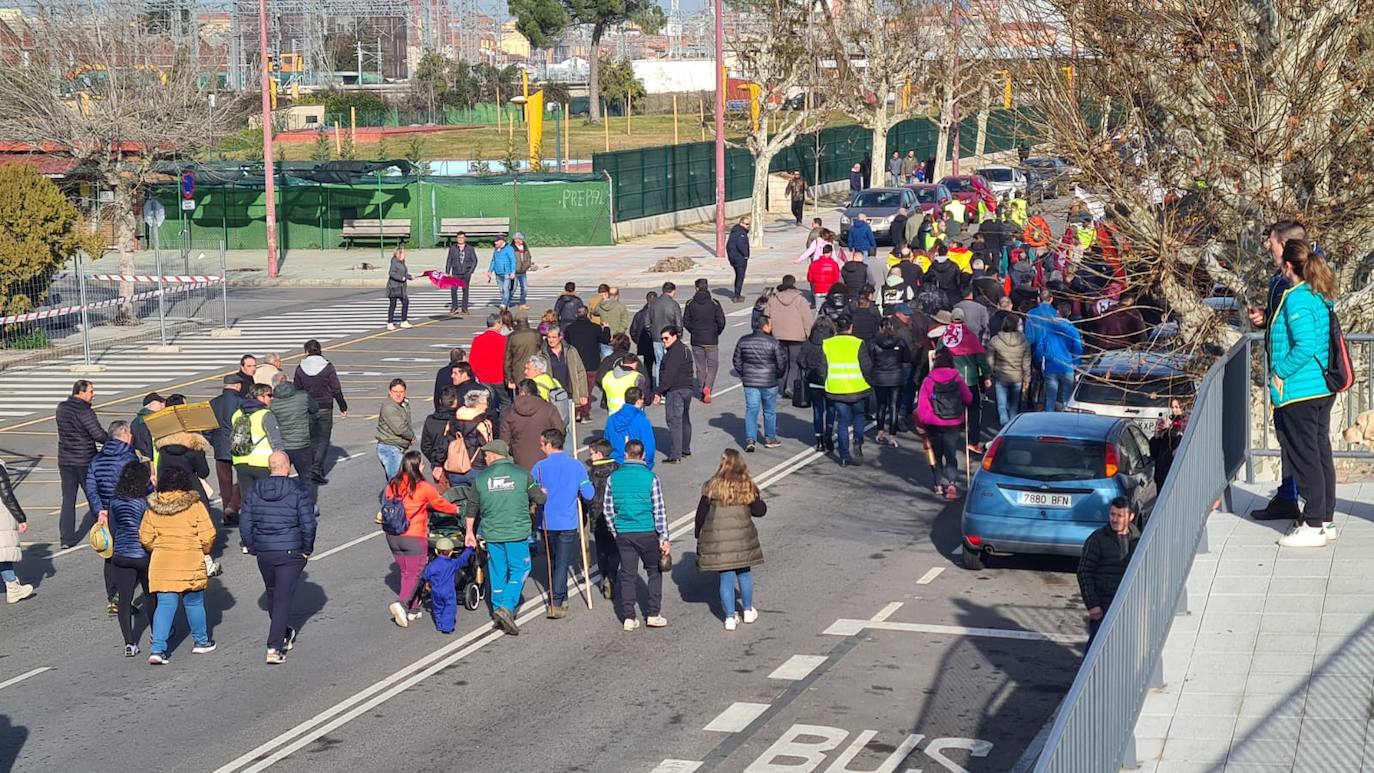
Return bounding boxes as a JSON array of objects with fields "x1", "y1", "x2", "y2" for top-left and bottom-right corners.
[
  {"x1": 966, "y1": 535, "x2": 982, "y2": 546},
  {"x1": 1105, "y1": 444, "x2": 1119, "y2": 477},
  {"x1": 981, "y1": 435, "x2": 1004, "y2": 472}
]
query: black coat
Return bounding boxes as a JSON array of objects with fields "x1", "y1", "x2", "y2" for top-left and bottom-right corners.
[
  {"x1": 850, "y1": 305, "x2": 882, "y2": 341},
  {"x1": 840, "y1": 262, "x2": 870, "y2": 295},
  {"x1": 293, "y1": 356, "x2": 348, "y2": 414},
  {"x1": 889, "y1": 214, "x2": 910, "y2": 246},
  {"x1": 1076, "y1": 525, "x2": 1140, "y2": 610},
  {"x1": 421, "y1": 408, "x2": 456, "y2": 468},
  {"x1": 732, "y1": 331, "x2": 787, "y2": 389},
  {"x1": 56, "y1": 396, "x2": 108, "y2": 467},
  {"x1": 444, "y1": 243, "x2": 478, "y2": 277},
  {"x1": 240, "y1": 475, "x2": 318, "y2": 555},
  {"x1": 656, "y1": 341, "x2": 696, "y2": 394},
  {"x1": 208, "y1": 388, "x2": 243, "y2": 461},
  {"x1": 564, "y1": 319, "x2": 609, "y2": 375},
  {"x1": 682, "y1": 290, "x2": 727, "y2": 347},
  {"x1": 726, "y1": 224, "x2": 750, "y2": 263},
  {"x1": 864, "y1": 335, "x2": 910, "y2": 388},
  {"x1": 433, "y1": 365, "x2": 457, "y2": 410}
]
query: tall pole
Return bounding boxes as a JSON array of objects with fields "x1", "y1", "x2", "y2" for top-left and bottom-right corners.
[
  {"x1": 258, "y1": 0, "x2": 279, "y2": 277},
  {"x1": 713, "y1": 0, "x2": 726, "y2": 258},
  {"x1": 950, "y1": 0, "x2": 962, "y2": 176}
]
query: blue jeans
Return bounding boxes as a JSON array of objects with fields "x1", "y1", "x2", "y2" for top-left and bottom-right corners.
[
  {"x1": 151, "y1": 590, "x2": 208, "y2": 653},
  {"x1": 0, "y1": 563, "x2": 15, "y2": 583},
  {"x1": 809, "y1": 385, "x2": 834, "y2": 440},
  {"x1": 513, "y1": 274, "x2": 528, "y2": 305},
  {"x1": 994, "y1": 380, "x2": 1022, "y2": 427},
  {"x1": 1043, "y1": 372, "x2": 1073, "y2": 412},
  {"x1": 743, "y1": 386, "x2": 779, "y2": 444},
  {"x1": 719, "y1": 568, "x2": 754, "y2": 618},
  {"x1": 486, "y1": 539, "x2": 532, "y2": 613},
  {"x1": 547, "y1": 529, "x2": 578, "y2": 605},
  {"x1": 376, "y1": 443, "x2": 404, "y2": 481},
  {"x1": 652, "y1": 340, "x2": 666, "y2": 385},
  {"x1": 832, "y1": 400, "x2": 863, "y2": 460},
  {"x1": 496, "y1": 274, "x2": 514, "y2": 307}
]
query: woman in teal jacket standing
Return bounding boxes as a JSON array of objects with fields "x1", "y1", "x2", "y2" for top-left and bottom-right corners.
[{"x1": 1269, "y1": 240, "x2": 1337, "y2": 548}]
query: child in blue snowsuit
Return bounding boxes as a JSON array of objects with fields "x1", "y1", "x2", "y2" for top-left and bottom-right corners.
[{"x1": 421, "y1": 539, "x2": 474, "y2": 634}]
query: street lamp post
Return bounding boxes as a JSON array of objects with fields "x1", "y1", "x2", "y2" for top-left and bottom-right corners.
[
  {"x1": 713, "y1": 0, "x2": 726, "y2": 258},
  {"x1": 258, "y1": 0, "x2": 279, "y2": 277}
]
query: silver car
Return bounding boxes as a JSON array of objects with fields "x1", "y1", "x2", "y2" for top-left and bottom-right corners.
[
  {"x1": 1065, "y1": 351, "x2": 1194, "y2": 435},
  {"x1": 839, "y1": 187, "x2": 918, "y2": 246}
]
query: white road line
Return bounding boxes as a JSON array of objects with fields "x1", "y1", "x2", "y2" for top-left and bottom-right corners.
[
  {"x1": 308, "y1": 531, "x2": 382, "y2": 561},
  {"x1": 823, "y1": 618, "x2": 1086, "y2": 644},
  {"x1": 768, "y1": 655, "x2": 828, "y2": 681},
  {"x1": 713, "y1": 382, "x2": 743, "y2": 398},
  {"x1": 871, "y1": 602, "x2": 904, "y2": 622},
  {"x1": 703, "y1": 701, "x2": 771, "y2": 733},
  {"x1": 51, "y1": 543, "x2": 88, "y2": 558},
  {"x1": 649, "y1": 760, "x2": 704, "y2": 773},
  {"x1": 0, "y1": 666, "x2": 53, "y2": 691},
  {"x1": 916, "y1": 567, "x2": 945, "y2": 585}
]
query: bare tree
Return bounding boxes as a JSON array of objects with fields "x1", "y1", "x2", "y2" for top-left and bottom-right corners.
[
  {"x1": 0, "y1": 1, "x2": 242, "y2": 320},
  {"x1": 1006, "y1": 0, "x2": 1374, "y2": 344},
  {"x1": 728, "y1": 0, "x2": 822, "y2": 247}
]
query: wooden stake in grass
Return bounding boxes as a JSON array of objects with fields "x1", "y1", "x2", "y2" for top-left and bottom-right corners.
[
  {"x1": 673, "y1": 93, "x2": 679, "y2": 144},
  {"x1": 603, "y1": 101, "x2": 610, "y2": 151},
  {"x1": 496, "y1": 87, "x2": 502, "y2": 131},
  {"x1": 350, "y1": 106, "x2": 356, "y2": 144},
  {"x1": 625, "y1": 91, "x2": 631, "y2": 135},
  {"x1": 334, "y1": 121, "x2": 342, "y2": 155},
  {"x1": 700, "y1": 94, "x2": 706, "y2": 141}
]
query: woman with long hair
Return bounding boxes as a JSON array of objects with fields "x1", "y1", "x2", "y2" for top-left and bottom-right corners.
[
  {"x1": 694, "y1": 449, "x2": 767, "y2": 631},
  {"x1": 139, "y1": 466, "x2": 217, "y2": 664},
  {"x1": 382, "y1": 450, "x2": 459, "y2": 626},
  {"x1": 386, "y1": 245, "x2": 413, "y2": 330},
  {"x1": 798, "y1": 317, "x2": 838, "y2": 451},
  {"x1": 866, "y1": 318, "x2": 911, "y2": 447},
  {"x1": 109, "y1": 461, "x2": 155, "y2": 656},
  {"x1": 1271, "y1": 239, "x2": 1338, "y2": 548}
]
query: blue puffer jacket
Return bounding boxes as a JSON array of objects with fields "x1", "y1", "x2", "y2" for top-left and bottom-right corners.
[
  {"x1": 108, "y1": 494, "x2": 150, "y2": 559},
  {"x1": 1035, "y1": 317, "x2": 1083, "y2": 376},
  {"x1": 240, "y1": 475, "x2": 318, "y2": 555},
  {"x1": 84, "y1": 439, "x2": 137, "y2": 515},
  {"x1": 1268, "y1": 282, "x2": 1332, "y2": 408}
]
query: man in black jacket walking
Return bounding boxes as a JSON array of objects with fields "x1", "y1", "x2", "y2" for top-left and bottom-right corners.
[
  {"x1": 1077, "y1": 497, "x2": 1139, "y2": 642},
  {"x1": 682, "y1": 278, "x2": 726, "y2": 404},
  {"x1": 56, "y1": 380, "x2": 108, "y2": 548},
  {"x1": 241, "y1": 451, "x2": 318, "y2": 664},
  {"x1": 726, "y1": 216, "x2": 751, "y2": 302},
  {"x1": 293, "y1": 339, "x2": 348, "y2": 485},
  {"x1": 656, "y1": 326, "x2": 695, "y2": 463},
  {"x1": 209, "y1": 375, "x2": 244, "y2": 521},
  {"x1": 445, "y1": 231, "x2": 478, "y2": 316},
  {"x1": 733, "y1": 315, "x2": 787, "y2": 451}
]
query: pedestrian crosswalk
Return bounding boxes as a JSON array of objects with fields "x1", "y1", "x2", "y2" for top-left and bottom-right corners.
[{"x1": 0, "y1": 285, "x2": 564, "y2": 425}]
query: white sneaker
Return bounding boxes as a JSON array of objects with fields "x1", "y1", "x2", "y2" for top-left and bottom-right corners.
[
  {"x1": 724, "y1": 615, "x2": 738, "y2": 631},
  {"x1": 5, "y1": 580, "x2": 34, "y2": 604},
  {"x1": 742, "y1": 607, "x2": 759, "y2": 624},
  {"x1": 389, "y1": 601, "x2": 409, "y2": 627},
  {"x1": 399, "y1": 321, "x2": 413, "y2": 329},
  {"x1": 622, "y1": 617, "x2": 640, "y2": 632},
  {"x1": 1321, "y1": 522, "x2": 1339, "y2": 541},
  {"x1": 1278, "y1": 524, "x2": 1328, "y2": 548},
  {"x1": 407, "y1": 610, "x2": 424, "y2": 621},
  {"x1": 386, "y1": 323, "x2": 396, "y2": 331},
  {"x1": 646, "y1": 615, "x2": 668, "y2": 628}
]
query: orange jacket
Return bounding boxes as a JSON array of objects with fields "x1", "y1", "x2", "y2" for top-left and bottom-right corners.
[{"x1": 385, "y1": 477, "x2": 458, "y2": 539}]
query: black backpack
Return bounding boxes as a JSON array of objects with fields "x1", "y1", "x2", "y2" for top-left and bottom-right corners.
[
  {"x1": 932, "y1": 379, "x2": 965, "y2": 421},
  {"x1": 1323, "y1": 303, "x2": 1353, "y2": 393}
]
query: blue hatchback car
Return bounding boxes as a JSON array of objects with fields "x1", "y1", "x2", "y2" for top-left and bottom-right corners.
[{"x1": 960, "y1": 412, "x2": 1158, "y2": 570}]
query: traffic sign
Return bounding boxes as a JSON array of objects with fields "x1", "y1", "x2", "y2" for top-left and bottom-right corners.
[
  {"x1": 181, "y1": 199, "x2": 196, "y2": 211},
  {"x1": 181, "y1": 171, "x2": 195, "y2": 199},
  {"x1": 142, "y1": 199, "x2": 165, "y2": 228}
]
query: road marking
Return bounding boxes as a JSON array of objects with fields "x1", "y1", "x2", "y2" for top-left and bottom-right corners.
[
  {"x1": 823, "y1": 618, "x2": 1086, "y2": 644},
  {"x1": 51, "y1": 543, "x2": 87, "y2": 557},
  {"x1": 0, "y1": 666, "x2": 52, "y2": 691},
  {"x1": 713, "y1": 382, "x2": 743, "y2": 398},
  {"x1": 308, "y1": 530, "x2": 383, "y2": 561},
  {"x1": 916, "y1": 567, "x2": 945, "y2": 585},
  {"x1": 704, "y1": 702, "x2": 772, "y2": 733},
  {"x1": 871, "y1": 602, "x2": 904, "y2": 622},
  {"x1": 768, "y1": 655, "x2": 828, "y2": 681},
  {"x1": 649, "y1": 761, "x2": 703, "y2": 773}
]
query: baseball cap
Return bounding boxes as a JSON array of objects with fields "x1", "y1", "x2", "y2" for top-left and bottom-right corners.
[
  {"x1": 483, "y1": 439, "x2": 510, "y2": 457},
  {"x1": 143, "y1": 392, "x2": 166, "y2": 406},
  {"x1": 495, "y1": 233, "x2": 508, "y2": 242},
  {"x1": 893, "y1": 303, "x2": 913, "y2": 315},
  {"x1": 435, "y1": 537, "x2": 456, "y2": 553},
  {"x1": 513, "y1": 232, "x2": 524, "y2": 241},
  {"x1": 951, "y1": 307, "x2": 965, "y2": 322}
]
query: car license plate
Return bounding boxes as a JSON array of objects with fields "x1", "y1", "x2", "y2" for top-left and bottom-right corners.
[
  {"x1": 1019, "y1": 491, "x2": 1073, "y2": 508},
  {"x1": 1134, "y1": 417, "x2": 1160, "y2": 433}
]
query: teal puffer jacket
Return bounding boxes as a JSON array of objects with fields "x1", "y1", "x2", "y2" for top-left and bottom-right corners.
[{"x1": 1268, "y1": 282, "x2": 1332, "y2": 408}]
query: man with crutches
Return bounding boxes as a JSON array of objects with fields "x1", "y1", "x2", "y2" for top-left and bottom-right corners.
[{"x1": 531, "y1": 428, "x2": 595, "y2": 619}]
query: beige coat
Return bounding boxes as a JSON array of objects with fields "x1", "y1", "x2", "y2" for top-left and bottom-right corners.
[
  {"x1": 765, "y1": 288, "x2": 814, "y2": 343},
  {"x1": 696, "y1": 491, "x2": 765, "y2": 573},
  {"x1": 139, "y1": 490, "x2": 215, "y2": 593}
]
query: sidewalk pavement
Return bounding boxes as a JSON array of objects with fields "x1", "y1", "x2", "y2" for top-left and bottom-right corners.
[
  {"x1": 80, "y1": 207, "x2": 847, "y2": 293},
  {"x1": 1130, "y1": 481, "x2": 1374, "y2": 773}
]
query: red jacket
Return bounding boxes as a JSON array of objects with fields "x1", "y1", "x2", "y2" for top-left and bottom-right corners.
[
  {"x1": 470, "y1": 330, "x2": 507, "y2": 385},
  {"x1": 807, "y1": 256, "x2": 841, "y2": 296},
  {"x1": 385, "y1": 478, "x2": 458, "y2": 540}
]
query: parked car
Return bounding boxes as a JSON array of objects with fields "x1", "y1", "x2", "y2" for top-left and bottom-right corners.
[
  {"x1": 839, "y1": 187, "x2": 919, "y2": 246},
  {"x1": 1022, "y1": 157, "x2": 1075, "y2": 197},
  {"x1": 937, "y1": 174, "x2": 998, "y2": 217},
  {"x1": 1021, "y1": 167, "x2": 1053, "y2": 202},
  {"x1": 961, "y1": 412, "x2": 1159, "y2": 570},
  {"x1": 904, "y1": 183, "x2": 953, "y2": 216},
  {"x1": 1064, "y1": 351, "x2": 1194, "y2": 436},
  {"x1": 975, "y1": 165, "x2": 1028, "y2": 199}
]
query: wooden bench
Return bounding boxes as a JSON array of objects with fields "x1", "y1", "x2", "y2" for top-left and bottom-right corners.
[
  {"x1": 437, "y1": 217, "x2": 511, "y2": 244},
  {"x1": 342, "y1": 218, "x2": 411, "y2": 248}
]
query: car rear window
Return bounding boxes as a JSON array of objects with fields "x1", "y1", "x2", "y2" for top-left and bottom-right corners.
[
  {"x1": 1074, "y1": 377, "x2": 1194, "y2": 407},
  {"x1": 942, "y1": 178, "x2": 971, "y2": 192},
  {"x1": 989, "y1": 437, "x2": 1105, "y2": 481},
  {"x1": 912, "y1": 188, "x2": 938, "y2": 203},
  {"x1": 852, "y1": 191, "x2": 902, "y2": 208},
  {"x1": 980, "y1": 168, "x2": 1014, "y2": 182}
]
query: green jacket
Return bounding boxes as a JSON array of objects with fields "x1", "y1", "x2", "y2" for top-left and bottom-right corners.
[
  {"x1": 596, "y1": 298, "x2": 631, "y2": 336},
  {"x1": 472, "y1": 458, "x2": 547, "y2": 542},
  {"x1": 1268, "y1": 281, "x2": 1332, "y2": 407},
  {"x1": 953, "y1": 352, "x2": 991, "y2": 387},
  {"x1": 375, "y1": 397, "x2": 413, "y2": 448},
  {"x1": 270, "y1": 382, "x2": 317, "y2": 450}
]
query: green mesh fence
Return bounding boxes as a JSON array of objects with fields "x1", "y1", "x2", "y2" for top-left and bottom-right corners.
[
  {"x1": 145, "y1": 174, "x2": 613, "y2": 251},
  {"x1": 322, "y1": 103, "x2": 523, "y2": 129}
]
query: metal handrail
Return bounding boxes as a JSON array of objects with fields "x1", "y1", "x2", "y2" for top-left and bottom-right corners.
[{"x1": 1032, "y1": 337, "x2": 1251, "y2": 771}]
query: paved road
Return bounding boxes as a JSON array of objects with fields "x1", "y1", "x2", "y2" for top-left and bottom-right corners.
[{"x1": 0, "y1": 282, "x2": 1087, "y2": 773}]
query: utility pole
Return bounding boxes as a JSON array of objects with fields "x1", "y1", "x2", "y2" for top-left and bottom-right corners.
[
  {"x1": 713, "y1": 0, "x2": 726, "y2": 258},
  {"x1": 950, "y1": 0, "x2": 962, "y2": 176},
  {"x1": 258, "y1": 0, "x2": 279, "y2": 276},
  {"x1": 357, "y1": 39, "x2": 363, "y2": 83}
]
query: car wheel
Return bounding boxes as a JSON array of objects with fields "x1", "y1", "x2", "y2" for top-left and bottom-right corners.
[{"x1": 962, "y1": 547, "x2": 985, "y2": 571}]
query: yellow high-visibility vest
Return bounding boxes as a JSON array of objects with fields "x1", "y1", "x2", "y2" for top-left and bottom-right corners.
[
  {"x1": 822, "y1": 335, "x2": 870, "y2": 396},
  {"x1": 230, "y1": 408, "x2": 272, "y2": 467},
  {"x1": 601, "y1": 369, "x2": 641, "y2": 414}
]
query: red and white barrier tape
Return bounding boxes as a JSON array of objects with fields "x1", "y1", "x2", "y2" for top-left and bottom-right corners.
[
  {"x1": 0, "y1": 281, "x2": 215, "y2": 326},
  {"x1": 86, "y1": 274, "x2": 223, "y2": 284}
]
